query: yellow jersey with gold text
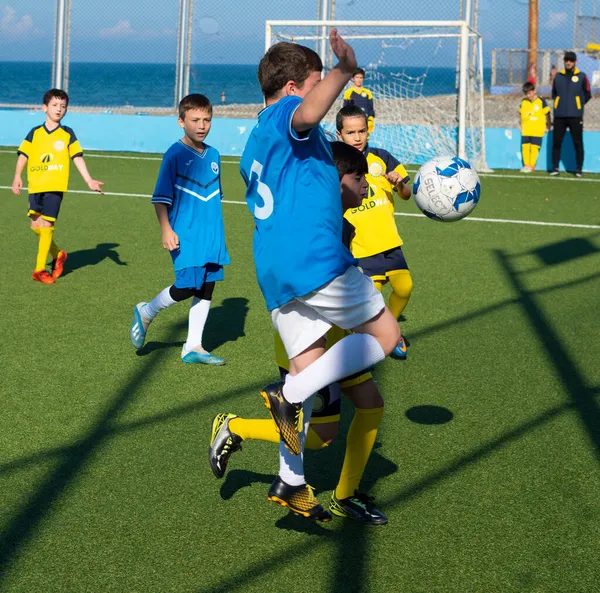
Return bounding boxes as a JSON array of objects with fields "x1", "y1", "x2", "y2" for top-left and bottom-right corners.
[{"x1": 17, "y1": 123, "x2": 83, "y2": 194}]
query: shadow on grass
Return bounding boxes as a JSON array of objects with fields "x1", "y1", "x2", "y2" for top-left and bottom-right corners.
[{"x1": 61, "y1": 242, "x2": 127, "y2": 276}]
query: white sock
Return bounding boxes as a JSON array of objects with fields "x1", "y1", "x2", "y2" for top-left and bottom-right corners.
[
  {"x1": 184, "y1": 297, "x2": 211, "y2": 352},
  {"x1": 278, "y1": 394, "x2": 315, "y2": 486},
  {"x1": 283, "y1": 333, "x2": 385, "y2": 405},
  {"x1": 142, "y1": 286, "x2": 177, "y2": 320}
]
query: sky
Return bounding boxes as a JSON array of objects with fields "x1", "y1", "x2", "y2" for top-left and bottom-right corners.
[{"x1": 0, "y1": 0, "x2": 585, "y2": 66}]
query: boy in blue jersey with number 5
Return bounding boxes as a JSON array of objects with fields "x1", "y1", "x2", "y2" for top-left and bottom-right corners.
[
  {"x1": 240, "y1": 30, "x2": 401, "y2": 520},
  {"x1": 130, "y1": 94, "x2": 230, "y2": 365}
]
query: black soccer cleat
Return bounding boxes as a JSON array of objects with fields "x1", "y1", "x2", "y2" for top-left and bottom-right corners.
[
  {"x1": 329, "y1": 490, "x2": 389, "y2": 525},
  {"x1": 268, "y1": 476, "x2": 332, "y2": 522},
  {"x1": 208, "y1": 413, "x2": 243, "y2": 479},
  {"x1": 260, "y1": 382, "x2": 303, "y2": 455}
]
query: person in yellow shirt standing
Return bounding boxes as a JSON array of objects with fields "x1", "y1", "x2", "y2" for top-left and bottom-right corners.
[
  {"x1": 342, "y1": 68, "x2": 375, "y2": 133},
  {"x1": 12, "y1": 89, "x2": 104, "y2": 284},
  {"x1": 520, "y1": 81, "x2": 551, "y2": 173},
  {"x1": 336, "y1": 105, "x2": 412, "y2": 359}
]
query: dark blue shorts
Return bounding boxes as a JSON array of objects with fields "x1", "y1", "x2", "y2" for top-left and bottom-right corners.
[
  {"x1": 358, "y1": 246, "x2": 409, "y2": 281},
  {"x1": 521, "y1": 136, "x2": 543, "y2": 147},
  {"x1": 28, "y1": 192, "x2": 64, "y2": 222},
  {"x1": 174, "y1": 264, "x2": 224, "y2": 290}
]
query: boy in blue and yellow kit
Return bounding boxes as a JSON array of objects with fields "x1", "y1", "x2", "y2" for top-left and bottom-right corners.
[
  {"x1": 342, "y1": 68, "x2": 375, "y2": 133},
  {"x1": 129, "y1": 94, "x2": 230, "y2": 365},
  {"x1": 240, "y1": 31, "x2": 400, "y2": 521},
  {"x1": 520, "y1": 81, "x2": 551, "y2": 173},
  {"x1": 336, "y1": 105, "x2": 413, "y2": 359},
  {"x1": 12, "y1": 89, "x2": 104, "y2": 284}
]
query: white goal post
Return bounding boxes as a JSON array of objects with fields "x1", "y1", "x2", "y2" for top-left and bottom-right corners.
[{"x1": 265, "y1": 20, "x2": 489, "y2": 170}]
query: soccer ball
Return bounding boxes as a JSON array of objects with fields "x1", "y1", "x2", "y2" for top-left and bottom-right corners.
[{"x1": 412, "y1": 156, "x2": 481, "y2": 222}]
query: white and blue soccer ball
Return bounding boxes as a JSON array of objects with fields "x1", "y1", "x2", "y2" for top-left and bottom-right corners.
[{"x1": 412, "y1": 156, "x2": 481, "y2": 222}]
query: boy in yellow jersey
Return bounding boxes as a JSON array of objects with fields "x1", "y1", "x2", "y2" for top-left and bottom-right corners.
[
  {"x1": 12, "y1": 89, "x2": 104, "y2": 284},
  {"x1": 336, "y1": 105, "x2": 412, "y2": 359},
  {"x1": 520, "y1": 81, "x2": 551, "y2": 173},
  {"x1": 342, "y1": 68, "x2": 375, "y2": 133},
  {"x1": 209, "y1": 143, "x2": 389, "y2": 525}
]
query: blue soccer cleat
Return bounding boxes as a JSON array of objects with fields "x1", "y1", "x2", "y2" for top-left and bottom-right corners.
[
  {"x1": 181, "y1": 348, "x2": 226, "y2": 366},
  {"x1": 130, "y1": 302, "x2": 150, "y2": 349},
  {"x1": 390, "y1": 335, "x2": 408, "y2": 360}
]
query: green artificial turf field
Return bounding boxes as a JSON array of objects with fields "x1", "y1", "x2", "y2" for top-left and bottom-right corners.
[{"x1": 1, "y1": 149, "x2": 599, "y2": 592}]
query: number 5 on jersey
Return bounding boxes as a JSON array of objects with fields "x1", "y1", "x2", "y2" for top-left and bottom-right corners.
[{"x1": 250, "y1": 160, "x2": 274, "y2": 220}]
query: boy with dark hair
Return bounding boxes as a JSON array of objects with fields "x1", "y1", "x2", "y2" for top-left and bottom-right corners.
[
  {"x1": 211, "y1": 142, "x2": 389, "y2": 525},
  {"x1": 130, "y1": 93, "x2": 230, "y2": 365},
  {"x1": 520, "y1": 81, "x2": 551, "y2": 173},
  {"x1": 12, "y1": 88, "x2": 104, "y2": 284},
  {"x1": 336, "y1": 104, "x2": 412, "y2": 359},
  {"x1": 240, "y1": 31, "x2": 400, "y2": 520},
  {"x1": 342, "y1": 67, "x2": 375, "y2": 133}
]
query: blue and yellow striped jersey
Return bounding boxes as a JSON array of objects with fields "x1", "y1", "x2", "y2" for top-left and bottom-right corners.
[
  {"x1": 17, "y1": 123, "x2": 83, "y2": 194},
  {"x1": 343, "y1": 146, "x2": 409, "y2": 258},
  {"x1": 342, "y1": 86, "x2": 375, "y2": 119}
]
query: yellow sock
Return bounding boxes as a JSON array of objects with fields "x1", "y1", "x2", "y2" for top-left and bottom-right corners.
[
  {"x1": 35, "y1": 227, "x2": 54, "y2": 272},
  {"x1": 522, "y1": 143, "x2": 531, "y2": 167},
  {"x1": 228, "y1": 418, "x2": 280, "y2": 444},
  {"x1": 31, "y1": 227, "x2": 41, "y2": 237},
  {"x1": 335, "y1": 407, "x2": 384, "y2": 500},
  {"x1": 50, "y1": 240, "x2": 60, "y2": 259},
  {"x1": 388, "y1": 270, "x2": 413, "y2": 319},
  {"x1": 305, "y1": 426, "x2": 329, "y2": 450},
  {"x1": 529, "y1": 144, "x2": 540, "y2": 169},
  {"x1": 373, "y1": 279, "x2": 384, "y2": 292}
]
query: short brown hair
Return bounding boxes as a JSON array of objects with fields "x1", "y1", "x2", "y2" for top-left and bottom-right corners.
[
  {"x1": 258, "y1": 42, "x2": 323, "y2": 100},
  {"x1": 43, "y1": 89, "x2": 69, "y2": 106},
  {"x1": 352, "y1": 68, "x2": 366, "y2": 78},
  {"x1": 178, "y1": 93, "x2": 212, "y2": 119}
]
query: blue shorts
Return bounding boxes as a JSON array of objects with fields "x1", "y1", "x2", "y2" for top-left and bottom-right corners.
[
  {"x1": 521, "y1": 136, "x2": 543, "y2": 147},
  {"x1": 28, "y1": 192, "x2": 64, "y2": 222},
  {"x1": 174, "y1": 264, "x2": 224, "y2": 290},
  {"x1": 358, "y1": 246, "x2": 409, "y2": 282}
]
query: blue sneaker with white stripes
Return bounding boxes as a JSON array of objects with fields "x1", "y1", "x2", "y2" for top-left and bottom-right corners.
[{"x1": 130, "y1": 302, "x2": 151, "y2": 349}]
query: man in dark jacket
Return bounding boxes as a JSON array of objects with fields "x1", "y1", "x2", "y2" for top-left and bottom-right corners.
[{"x1": 550, "y1": 51, "x2": 592, "y2": 177}]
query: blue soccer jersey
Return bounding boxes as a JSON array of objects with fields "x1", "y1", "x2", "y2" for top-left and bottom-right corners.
[
  {"x1": 240, "y1": 95, "x2": 356, "y2": 311},
  {"x1": 152, "y1": 140, "x2": 230, "y2": 271}
]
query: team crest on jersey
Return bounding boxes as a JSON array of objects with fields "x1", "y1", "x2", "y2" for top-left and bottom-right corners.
[
  {"x1": 53, "y1": 140, "x2": 65, "y2": 151},
  {"x1": 369, "y1": 162, "x2": 383, "y2": 177},
  {"x1": 572, "y1": 76, "x2": 579, "y2": 82},
  {"x1": 40, "y1": 153, "x2": 54, "y2": 163},
  {"x1": 211, "y1": 161, "x2": 219, "y2": 174}
]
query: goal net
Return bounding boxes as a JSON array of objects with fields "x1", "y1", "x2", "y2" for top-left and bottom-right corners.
[{"x1": 265, "y1": 20, "x2": 489, "y2": 171}]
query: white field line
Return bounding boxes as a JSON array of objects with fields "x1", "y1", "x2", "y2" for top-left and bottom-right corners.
[
  {"x1": 2, "y1": 186, "x2": 599, "y2": 230},
  {"x1": 1, "y1": 150, "x2": 600, "y2": 183}
]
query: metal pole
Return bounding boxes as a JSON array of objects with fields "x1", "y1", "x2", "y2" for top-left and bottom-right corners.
[
  {"x1": 53, "y1": 0, "x2": 66, "y2": 89},
  {"x1": 319, "y1": 0, "x2": 329, "y2": 70},
  {"x1": 64, "y1": 0, "x2": 71, "y2": 93},
  {"x1": 175, "y1": 0, "x2": 188, "y2": 107},
  {"x1": 528, "y1": 0, "x2": 539, "y2": 81},
  {"x1": 458, "y1": 21, "x2": 469, "y2": 159},
  {"x1": 184, "y1": 0, "x2": 193, "y2": 98}
]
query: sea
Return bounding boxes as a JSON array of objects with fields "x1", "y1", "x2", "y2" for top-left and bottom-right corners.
[{"x1": 0, "y1": 62, "x2": 492, "y2": 108}]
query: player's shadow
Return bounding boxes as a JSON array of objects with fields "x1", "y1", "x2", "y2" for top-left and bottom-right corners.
[
  {"x1": 61, "y1": 242, "x2": 127, "y2": 276},
  {"x1": 203, "y1": 297, "x2": 249, "y2": 350}
]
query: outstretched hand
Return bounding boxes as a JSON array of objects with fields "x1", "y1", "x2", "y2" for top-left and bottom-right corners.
[
  {"x1": 329, "y1": 28, "x2": 357, "y2": 74},
  {"x1": 88, "y1": 179, "x2": 105, "y2": 193}
]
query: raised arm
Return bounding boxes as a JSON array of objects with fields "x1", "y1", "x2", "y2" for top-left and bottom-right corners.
[
  {"x1": 292, "y1": 29, "x2": 357, "y2": 133},
  {"x1": 12, "y1": 154, "x2": 27, "y2": 195},
  {"x1": 72, "y1": 156, "x2": 104, "y2": 193}
]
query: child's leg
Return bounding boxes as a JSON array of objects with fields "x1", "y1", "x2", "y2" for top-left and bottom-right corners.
[
  {"x1": 529, "y1": 137, "x2": 543, "y2": 170},
  {"x1": 334, "y1": 378, "x2": 384, "y2": 499},
  {"x1": 388, "y1": 270, "x2": 413, "y2": 319},
  {"x1": 142, "y1": 285, "x2": 193, "y2": 320},
  {"x1": 35, "y1": 220, "x2": 54, "y2": 272},
  {"x1": 522, "y1": 138, "x2": 531, "y2": 167},
  {"x1": 184, "y1": 281, "x2": 215, "y2": 352}
]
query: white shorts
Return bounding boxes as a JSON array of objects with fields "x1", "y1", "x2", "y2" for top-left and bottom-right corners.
[{"x1": 271, "y1": 265, "x2": 385, "y2": 359}]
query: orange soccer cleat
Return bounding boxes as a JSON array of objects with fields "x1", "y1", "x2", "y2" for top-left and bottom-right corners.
[
  {"x1": 32, "y1": 270, "x2": 55, "y2": 284},
  {"x1": 51, "y1": 250, "x2": 68, "y2": 279}
]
